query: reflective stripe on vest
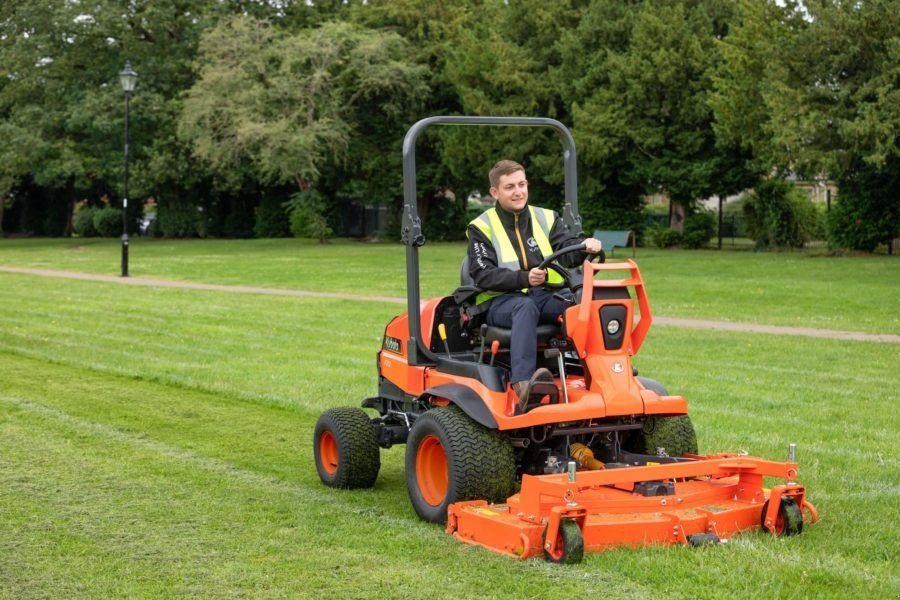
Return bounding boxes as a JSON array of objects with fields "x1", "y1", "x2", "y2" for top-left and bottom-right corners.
[{"x1": 468, "y1": 206, "x2": 560, "y2": 304}]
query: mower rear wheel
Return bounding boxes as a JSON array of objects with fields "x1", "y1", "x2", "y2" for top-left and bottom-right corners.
[
  {"x1": 628, "y1": 415, "x2": 699, "y2": 457},
  {"x1": 543, "y1": 519, "x2": 584, "y2": 565},
  {"x1": 629, "y1": 379, "x2": 699, "y2": 457},
  {"x1": 314, "y1": 407, "x2": 381, "y2": 489},
  {"x1": 405, "y1": 405, "x2": 515, "y2": 524},
  {"x1": 761, "y1": 497, "x2": 803, "y2": 536}
]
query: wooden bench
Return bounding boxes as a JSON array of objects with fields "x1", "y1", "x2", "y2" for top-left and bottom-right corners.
[{"x1": 592, "y1": 229, "x2": 635, "y2": 257}]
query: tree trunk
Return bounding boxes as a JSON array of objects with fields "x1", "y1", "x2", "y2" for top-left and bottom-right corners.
[
  {"x1": 669, "y1": 199, "x2": 686, "y2": 233},
  {"x1": 63, "y1": 179, "x2": 76, "y2": 237}
]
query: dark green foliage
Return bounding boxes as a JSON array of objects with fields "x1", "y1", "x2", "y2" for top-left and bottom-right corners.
[
  {"x1": 713, "y1": 1, "x2": 899, "y2": 254},
  {"x1": 581, "y1": 201, "x2": 646, "y2": 244},
  {"x1": 73, "y1": 206, "x2": 99, "y2": 237},
  {"x1": 223, "y1": 198, "x2": 255, "y2": 239},
  {"x1": 287, "y1": 191, "x2": 333, "y2": 242},
  {"x1": 650, "y1": 226, "x2": 682, "y2": 249},
  {"x1": 743, "y1": 179, "x2": 820, "y2": 248},
  {"x1": 42, "y1": 193, "x2": 72, "y2": 237},
  {"x1": 92, "y1": 207, "x2": 123, "y2": 238},
  {"x1": 0, "y1": 0, "x2": 893, "y2": 247},
  {"x1": 253, "y1": 195, "x2": 291, "y2": 239},
  {"x1": 829, "y1": 164, "x2": 900, "y2": 252},
  {"x1": 158, "y1": 202, "x2": 200, "y2": 238},
  {"x1": 422, "y1": 199, "x2": 468, "y2": 242},
  {"x1": 682, "y1": 210, "x2": 716, "y2": 249}
]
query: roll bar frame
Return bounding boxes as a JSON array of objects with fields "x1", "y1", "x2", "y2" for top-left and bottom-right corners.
[{"x1": 401, "y1": 116, "x2": 583, "y2": 365}]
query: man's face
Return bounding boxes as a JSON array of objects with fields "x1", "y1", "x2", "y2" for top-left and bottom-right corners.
[{"x1": 490, "y1": 169, "x2": 528, "y2": 213}]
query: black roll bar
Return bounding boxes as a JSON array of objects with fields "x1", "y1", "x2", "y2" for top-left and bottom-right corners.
[{"x1": 401, "y1": 116, "x2": 582, "y2": 366}]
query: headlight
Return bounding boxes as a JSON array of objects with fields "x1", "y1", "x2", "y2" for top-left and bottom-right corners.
[{"x1": 606, "y1": 319, "x2": 620, "y2": 335}]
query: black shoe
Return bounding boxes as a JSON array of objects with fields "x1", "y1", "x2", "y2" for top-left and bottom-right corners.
[{"x1": 517, "y1": 368, "x2": 557, "y2": 414}]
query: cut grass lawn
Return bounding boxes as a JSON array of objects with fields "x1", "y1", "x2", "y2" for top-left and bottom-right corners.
[
  {"x1": 2, "y1": 237, "x2": 898, "y2": 334},
  {"x1": 1, "y1": 241, "x2": 898, "y2": 598}
]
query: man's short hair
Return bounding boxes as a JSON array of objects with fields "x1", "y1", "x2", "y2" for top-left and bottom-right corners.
[{"x1": 489, "y1": 160, "x2": 525, "y2": 188}]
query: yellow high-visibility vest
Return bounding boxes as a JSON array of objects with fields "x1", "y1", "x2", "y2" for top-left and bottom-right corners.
[{"x1": 468, "y1": 205, "x2": 562, "y2": 304}]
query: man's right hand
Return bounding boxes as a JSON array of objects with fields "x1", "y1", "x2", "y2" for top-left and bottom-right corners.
[
  {"x1": 528, "y1": 267, "x2": 547, "y2": 286},
  {"x1": 583, "y1": 238, "x2": 603, "y2": 255}
]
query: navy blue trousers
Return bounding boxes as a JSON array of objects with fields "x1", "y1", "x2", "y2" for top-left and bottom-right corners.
[{"x1": 486, "y1": 289, "x2": 572, "y2": 383}]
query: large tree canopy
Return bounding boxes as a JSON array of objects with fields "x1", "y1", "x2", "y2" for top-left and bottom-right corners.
[
  {"x1": 0, "y1": 0, "x2": 895, "y2": 249},
  {"x1": 179, "y1": 16, "x2": 427, "y2": 193}
]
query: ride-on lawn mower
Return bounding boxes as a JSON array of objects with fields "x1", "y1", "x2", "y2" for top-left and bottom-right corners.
[{"x1": 314, "y1": 117, "x2": 817, "y2": 563}]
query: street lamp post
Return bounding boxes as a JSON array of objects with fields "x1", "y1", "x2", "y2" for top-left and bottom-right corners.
[{"x1": 119, "y1": 62, "x2": 138, "y2": 277}]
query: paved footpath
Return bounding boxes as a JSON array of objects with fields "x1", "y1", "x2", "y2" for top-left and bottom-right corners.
[{"x1": 3, "y1": 266, "x2": 898, "y2": 344}]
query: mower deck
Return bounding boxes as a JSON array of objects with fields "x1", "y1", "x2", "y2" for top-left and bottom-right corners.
[{"x1": 447, "y1": 453, "x2": 817, "y2": 561}]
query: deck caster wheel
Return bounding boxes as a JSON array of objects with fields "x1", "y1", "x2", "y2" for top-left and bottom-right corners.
[
  {"x1": 761, "y1": 496, "x2": 803, "y2": 536},
  {"x1": 543, "y1": 519, "x2": 584, "y2": 565},
  {"x1": 314, "y1": 407, "x2": 380, "y2": 489}
]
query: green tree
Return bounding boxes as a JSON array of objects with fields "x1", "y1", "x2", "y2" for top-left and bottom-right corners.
[
  {"x1": 713, "y1": 0, "x2": 900, "y2": 251},
  {"x1": 0, "y1": 0, "x2": 229, "y2": 235},
  {"x1": 557, "y1": 0, "x2": 751, "y2": 236},
  {"x1": 350, "y1": 0, "x2": 483, "y2": 238},
  {"x1": 440, "y1": 1, "x2": 586, "y2": 214},
  {"x1": 178, "y1": 16, "x2": 427, "y2": 203}
]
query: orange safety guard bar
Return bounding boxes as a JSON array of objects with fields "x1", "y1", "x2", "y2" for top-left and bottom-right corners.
[{"x1": 566, "y1": 259, "x2": 651, "y2": 359}]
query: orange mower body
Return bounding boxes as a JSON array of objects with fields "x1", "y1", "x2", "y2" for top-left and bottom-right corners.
[{"x1": 313, "y1": 117, "x2": 817, "y2": 563}]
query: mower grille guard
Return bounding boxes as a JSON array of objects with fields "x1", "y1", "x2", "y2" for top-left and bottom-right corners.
[{"x1": 401, "y1": 116, "x2": 584, "y2": 367}]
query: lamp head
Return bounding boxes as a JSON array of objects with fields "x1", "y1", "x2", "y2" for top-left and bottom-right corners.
[{"x1": 119, "y1": 62, "x2": 138, "y2": 93}]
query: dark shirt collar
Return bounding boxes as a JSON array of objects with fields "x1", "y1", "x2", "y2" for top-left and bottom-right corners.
[{"x1": 493, "y1": 201, "x2": 529, "y2": 227}]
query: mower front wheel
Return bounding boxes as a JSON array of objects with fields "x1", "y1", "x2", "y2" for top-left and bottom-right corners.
[
  {"x1": 405, "y1": 405, "x2": 515, "y2": 524},
  {"x1": 543, "y1": 519, "x2": 584, "y2": 565},
  {"x1": 314, "y1": 407, "x2": 381, "y2": 489},
  {"x1": 761, "y1": 496, "x2": 803, "y2": 536}
]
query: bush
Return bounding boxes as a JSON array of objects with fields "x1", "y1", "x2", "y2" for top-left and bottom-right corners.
[
  {"x1": 649, "y1": 226, "x2": 682, "y2": 248},
  {"x1": 743, "y1": 179, "x2": 819, "y2": 248},
  {"x1": 93, "y1": 207, "x2": 123, "y2": 238},
  {"x1": 158, "y1": 202, "x2": 200, "y2": 238},
  {"x1": 287, "y1": 190, "x2": 333, "y2": 242},
  {"x1": 583, "y1": 202, "x2": 646, "y2": 245},
  {"x1": 223, "y1": 198, "x2": 255, "y2": 238},
  {"x1": 254, "y1": 195, "x2": 291, "y2": 238},
  {"x1": 681, "y1": 210, "x2": 715, "y2": 249},
  {"x1": 828, "y1": 166, "x2": 900, "y2": 252},
  {"x1": 73, "y1": 206, "x2": 99, "y2": 237},
  {"x1": 422, "y1": 198, "x2": 468, "y2": 242}
]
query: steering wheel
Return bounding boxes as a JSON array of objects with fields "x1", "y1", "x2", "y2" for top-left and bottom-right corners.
[{"x1": 536, "y1": 243, "x2": 606, "y2": 290}]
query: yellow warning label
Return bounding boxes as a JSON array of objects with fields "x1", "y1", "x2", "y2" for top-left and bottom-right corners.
[{"x1": 470, "y1": 507, "x2": 499, "y2": 517}]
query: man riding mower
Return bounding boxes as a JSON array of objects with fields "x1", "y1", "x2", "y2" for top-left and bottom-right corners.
[{"x1": 313, "y1": 116, "x2": 816, "y2": 563}]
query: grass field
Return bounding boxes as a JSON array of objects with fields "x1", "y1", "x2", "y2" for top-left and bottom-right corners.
[
  {"x1": 1, "y1": 238, "x2": 898, "y2": 599},
  {"x1": 2, "y1": 237, "x2": 899, "y2": 335}
]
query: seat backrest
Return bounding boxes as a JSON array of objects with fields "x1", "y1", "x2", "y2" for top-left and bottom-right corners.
[{"x1": 460, "y1": 255, "x2": 475, "y2": 287}]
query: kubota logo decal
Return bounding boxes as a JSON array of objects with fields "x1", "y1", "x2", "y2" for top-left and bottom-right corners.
[{"x1": 383, "y1": 336, "x2": 402, "y2": 353}]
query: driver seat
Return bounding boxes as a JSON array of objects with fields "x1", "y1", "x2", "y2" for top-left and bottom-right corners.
[{"x1": 453, "y1": 256, "x2": 565, "y2": 349}]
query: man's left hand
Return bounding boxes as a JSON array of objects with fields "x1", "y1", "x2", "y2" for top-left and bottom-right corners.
[{"x1": 583, "y1": 238, "x2": 602, "y2": 254}]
